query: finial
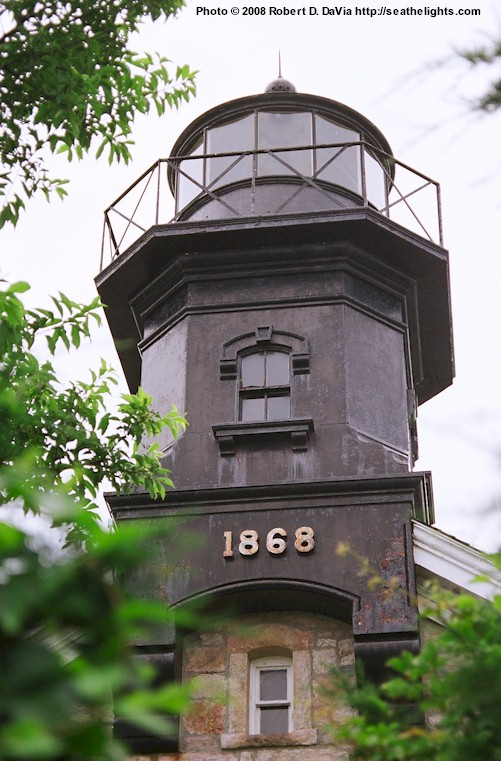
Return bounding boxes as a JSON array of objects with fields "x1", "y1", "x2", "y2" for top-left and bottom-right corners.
[{"x1": 265, "y1": 54, "x2": 296, "y2": 93}]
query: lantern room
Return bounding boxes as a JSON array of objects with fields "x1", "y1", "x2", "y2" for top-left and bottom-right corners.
[{"x1": 168, "y1": 79, "x2": 393, "y2": 221}]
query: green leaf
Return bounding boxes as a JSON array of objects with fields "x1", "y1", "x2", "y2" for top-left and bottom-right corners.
[
  {"x1": 0, "y1": 717, "x2": 63, "y2": 759},
  {"x1": 7, "y1": 281, "x2": 31, "y2": 294},
  {"x1": 50, "y1": 295, "x2": 64, "y2": 317},
  {"x1": 71, "y1": 323, "x2": 81, "y2": 348},
  {"x1": 0, "y1": 3, "x2": 195, "y2": 224}
]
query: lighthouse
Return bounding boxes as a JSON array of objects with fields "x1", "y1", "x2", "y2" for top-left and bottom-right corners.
[{"x1": 96, "y1": 76, "x2": 454, "y2": 758}]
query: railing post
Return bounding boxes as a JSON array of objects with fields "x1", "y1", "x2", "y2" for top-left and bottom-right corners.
[
  {"x1": 155, "y1": 160, "x2": 161, "y2": 225},
  {"x1": 251, "y1": 149, "x2": 257, "y2": 215},
  {"x1": 169, "y1": 159, "x2": 178, "y2": 219},
  {"x1": 384, "y1": 162, "x2": 390, "y2": 219},
  {"x1": 109, "y1": 220, "x2": 120, "y2": 261},
  {"x1": 360, "y1": 143, "x2": 368, "y2": 206},
  {"x1": 436, "y1": 182, "x2": 444, "y2": 247},
  {"x1": 100, "y1": 217, "x2": 106, "y2": 271}
]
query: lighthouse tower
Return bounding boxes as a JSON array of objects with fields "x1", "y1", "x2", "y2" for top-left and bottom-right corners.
[{"x1": 96, "y1": 77, "x2": 454, "y2": 758}]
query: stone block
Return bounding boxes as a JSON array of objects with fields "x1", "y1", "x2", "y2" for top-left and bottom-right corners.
[
  {"x1": 221, "y1": 728, "x2": 317, "y2": 749},
  {"x1": 200, "y1": 632, "x2": 224, "y2": 646},
  {"x1": 293, "y1": 650, "x2": 312, "y2": 730},
  {"x1": 162, "y1": 753, "x2": 238, "y2": 761},
  {"x1": 182, "y1": 733, "x2": 221, "y2": 752},
  {"x1": 313, "y1": 673, "x2": 351, "y2": 728},
  {"x1": 183, "y1": 700, "x2": 225, "y2": 736},
  {"x1": 228, "y1": 652, "x2": 248, "y2": 732},
  {"x1": 190, "y1": 673, "x2": 226, "y2": 700},
  {"x1": 338, "y1": 638, "x2": 355, "y2": 666},
  {"x1": 184, "y1": 646, "x2": 226, "y2": 674},
  {"x1": 316, "y1": 638, "x2": 337, "y2": 648},
  {"x1": 313, "y1": 647, "x2": 337, "y2": 675},
  {"x1": 228, "y1": 622, "x2": 312, "y2": 653},
  {"x1": 236, "y1": 746, "x2": 347, "y2": 760}
]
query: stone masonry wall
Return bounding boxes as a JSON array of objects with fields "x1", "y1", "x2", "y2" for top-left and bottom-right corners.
[{"x1": 133, "y1": 610, "x2": 355, "y2": 761}]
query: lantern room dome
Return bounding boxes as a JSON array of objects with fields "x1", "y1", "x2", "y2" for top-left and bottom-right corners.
[{"x1": 265, "y1": 75, "x2": 297, "y2": 92}]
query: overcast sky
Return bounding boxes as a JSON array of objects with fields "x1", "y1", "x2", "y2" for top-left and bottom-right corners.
[{"x1": 1, "y1": 0, "x2": 500, "y2": 550}]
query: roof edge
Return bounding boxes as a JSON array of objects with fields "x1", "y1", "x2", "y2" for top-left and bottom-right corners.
[{"x1": 413, "y1": 520, "x2": 501, "y2": 601}]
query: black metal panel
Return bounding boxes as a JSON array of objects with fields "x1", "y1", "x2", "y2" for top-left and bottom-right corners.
[
  {"x1": 354, "y1": 634, "x2": 420, "y2": 684},
  {"x1": 96, "y1": 209, "x2": 453, "y2": 405},
  {"x1": 109, "y1": 475, "x2": 430, "y2": 648},
  {"x1": 113, "y1": 650, "x2": 181, "y2": 753}
]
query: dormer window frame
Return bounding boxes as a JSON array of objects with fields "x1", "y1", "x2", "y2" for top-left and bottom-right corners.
[
  {"x1": 213, "y1": 326, "x2": 313, "y2": 456},
  {"x1": 239, "y1": 347, "x2": 292, "y2": 423},
  {"x1": 219, "y1": 325, "x2": 310, "y2": 382}
]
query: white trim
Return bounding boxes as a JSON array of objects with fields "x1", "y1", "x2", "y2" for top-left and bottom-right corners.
[
  {"x1": 249, "y1": 655, "x2": 292, "y2": 735},
  {"x1": 412, "y1": 520, "x2": 501, "y2": 601}
]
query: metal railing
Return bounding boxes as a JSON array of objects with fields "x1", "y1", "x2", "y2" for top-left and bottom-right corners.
[{"x1": 100, "y1": 141, "x2": 443, "y2": 268}]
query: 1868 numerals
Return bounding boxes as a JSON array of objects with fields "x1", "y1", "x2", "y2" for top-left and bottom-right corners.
[{"x1": 223, "y1": 527, "x2": 315, "y2": 558}]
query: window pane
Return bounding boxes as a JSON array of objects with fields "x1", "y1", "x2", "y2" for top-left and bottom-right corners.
[
  {"x1": 266, "y1": 352, "x2": 289, "y2": 386},
  {"x1": 241, "y1": 353, "x2": 265, "y2": 387},
  {"x1": 260, "y1": 707, "x2": 289, "y2": 734},
  {"x1": 260, "y1": 669, "x2": 288, "y2": 701},
  {"x1": 241, "y1": 396, "x2": 265, "y2": 421},
  {"x1": 315, "y1": 116, "x2": 358, "y2": 146},
  {"x1": 176, "y1": 142, "x2": 204, "y2": 211},
  {"x1": 315, "y1": 116, "x2": 361, "y2": 193},
  {"x1": 267, "y1": 395, "x2": 290, "y2": 421},
  {"x1": 206, "y1": 115, "x2": 254, "y2": 188},
  {"x1": 364, "y1": 149, "x2": 387, "y2": 210},
  {"x1": 258, "y1": 112, "x2": 312, "y2": 177}
]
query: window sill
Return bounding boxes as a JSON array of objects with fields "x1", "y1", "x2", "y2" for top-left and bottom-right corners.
[
  {"x1": 221, "y1": 729, "x2": 317, "y2": 749},
  {"x1": 212, "y1": 418, "x2": 314, "y2": 456}
]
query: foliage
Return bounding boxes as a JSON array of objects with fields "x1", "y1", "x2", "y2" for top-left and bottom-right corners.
[
  {"x1": 0, "y1": 517, "x2": 191, "y2": 761},
  {"x1": 0, "y1": 280, "x2": 186, "y2": 544},
  {"x1": 333, "y1": 577, "x2": 501, "y2": 761},
  {"x1": 459, "y1": 37, "x2": 501, "y2": 112},
  {"x1": 0, "y1": 0, "x2": 196, "y2": 227},
  {"x1": 0, "y1": 281, "x2": 190, "y2": 759}
]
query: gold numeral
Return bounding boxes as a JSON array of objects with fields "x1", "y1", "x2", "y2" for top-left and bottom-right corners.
[
  {"x1": 266, "y1": 527, "x2": 287, "y2": 554},
  {"x1": 223, "y1": 530, "x2": 233, "y2": 557},
  {"x1": 239, "y1": 529, "x2": 259, "y2": 556},
  {"x1": 224, "y1": 526, "x2": 315, "y2": 558},
  {"x1": 295, "y1": 526, "x2": 315, "y2": 553}
]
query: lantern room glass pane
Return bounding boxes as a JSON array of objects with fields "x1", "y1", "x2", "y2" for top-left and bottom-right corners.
[
  {"x1": 315, "y1": 116, "x2": 361, "y2": 193},
  {"x1": 176, "y1": 141, "x2": 204, "y2": 211},
  {"x1": 260, "y1": 707, "x2": 289, "y2": 734},
  {"x1": 260, "y1": 669, "x2": 288, "y2": 701},
  {"x1": 266, "y1": 351, "x2": 289, "y2": 386},
  {"x1": 258, "y1": 112, "x2": 312, "y2": 177},
  {"x1": 206, "y1": 114, "x2": 254, "y2": 188},
  {"x1": 364, "y1": 149, "x2": 387, "y2": 210},
  {"x1": 241, "y1": 353, "x2": 265, "y2": 387}
]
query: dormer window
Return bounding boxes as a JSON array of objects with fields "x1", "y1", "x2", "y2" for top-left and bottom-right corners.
[
  {"x1": 213, "y1": 326, "x2": 313, "y2": 455},
  {"x1": 240, "y1": 350, "x2": 291, "y2": 422}
]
